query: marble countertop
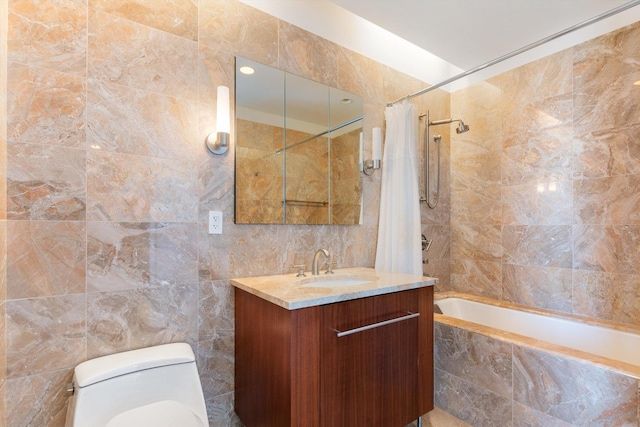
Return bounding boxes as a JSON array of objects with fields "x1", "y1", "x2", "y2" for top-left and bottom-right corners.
[{"x1": 231, "y1": 267, "x2": 438, "y2": 310}]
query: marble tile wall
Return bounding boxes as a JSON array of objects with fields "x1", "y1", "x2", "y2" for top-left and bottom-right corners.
[
  {"x1": 450, "y1": 21, "x2": 640, "y2": 328},
  {"x1": 0, "y1": 1, "x2": 445, "y2": 426},
  {"x1": 434, "y1": 322, "x2": 640, "y2": 426},
  {"x1": 1, "y1": 1, "x2": 7, "y2": 426}
]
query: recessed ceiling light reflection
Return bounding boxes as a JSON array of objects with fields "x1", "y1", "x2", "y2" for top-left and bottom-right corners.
[
  {"x1": 634, "y1": 80, "x2": 640, "y2": 86},
  {"x1": 240, "y1": 66, "x2": 255, "y2": 75},
  {"x1": 341, "y1": 98, "x2": 352, "y2": 104}
]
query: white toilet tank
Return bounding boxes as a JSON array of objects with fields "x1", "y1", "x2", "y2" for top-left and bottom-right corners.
[{"x1": 65, "y1": 343, "x2": 208, "y2": 427}]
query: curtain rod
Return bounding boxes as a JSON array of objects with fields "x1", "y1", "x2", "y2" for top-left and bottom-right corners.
[{"x1": 387, "y1": 0, "x2": 640, "y2": 106}]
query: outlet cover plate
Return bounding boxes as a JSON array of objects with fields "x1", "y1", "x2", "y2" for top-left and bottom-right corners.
[{"x1": 208, "y1": 211, "x2": 223, "y2": 234}]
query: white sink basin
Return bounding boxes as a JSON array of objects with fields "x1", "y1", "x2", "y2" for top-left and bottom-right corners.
[{"x1": 298, "y1": 274, "x2": 378, "y2": 288}]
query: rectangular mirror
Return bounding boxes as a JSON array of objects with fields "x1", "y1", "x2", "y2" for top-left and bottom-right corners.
[{"x1": 235, "y1": 57, "x2": 363, "y2": 225}]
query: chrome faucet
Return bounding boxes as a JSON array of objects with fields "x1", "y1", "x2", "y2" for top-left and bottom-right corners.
[{"x1": 312, "y1": 248, "x2": 330, "y2": 275}]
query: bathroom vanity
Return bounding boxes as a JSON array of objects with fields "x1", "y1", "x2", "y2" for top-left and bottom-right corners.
[{"x1": 231, "y1": 267, "x2": 437, "y2": 427}]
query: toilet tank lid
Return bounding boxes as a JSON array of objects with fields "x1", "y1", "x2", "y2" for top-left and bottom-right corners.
[{"x1": 75, "y1": 343, "x2": 195, "y2": 388}]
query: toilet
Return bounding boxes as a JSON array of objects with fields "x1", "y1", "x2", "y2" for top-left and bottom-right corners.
[{"x1": 65, "y1": 343, "x2": 208, "y2": 427}]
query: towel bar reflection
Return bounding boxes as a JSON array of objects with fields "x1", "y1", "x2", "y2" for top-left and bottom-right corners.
[{"x1": 334, "y1": 311, "x2": 420, "y2": 337}]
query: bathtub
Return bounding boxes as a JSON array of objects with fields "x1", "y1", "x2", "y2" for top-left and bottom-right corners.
[
  {"x1": 435, "y1": 295, "x2": 640, "y2": 368},
  {"x1": 433, "y1": 293, "x2": 640, "y2": 426}
]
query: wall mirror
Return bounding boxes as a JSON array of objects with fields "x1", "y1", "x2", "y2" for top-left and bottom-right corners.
[{"x1": 235, "y1": 57, "x2": 364, "y2": 225}]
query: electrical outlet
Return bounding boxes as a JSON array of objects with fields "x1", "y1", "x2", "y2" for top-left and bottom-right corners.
[{"x1": 208, "y1": 211, "x2": 223, "y2": 234}]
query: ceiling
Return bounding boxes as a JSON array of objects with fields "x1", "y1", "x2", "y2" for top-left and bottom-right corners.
[
  {"x1": 239, "y1": 0, "x2": 640, "y2": 90},
  {"x1": 329, "y1": 0, "x2": 631, "y2": 70}
]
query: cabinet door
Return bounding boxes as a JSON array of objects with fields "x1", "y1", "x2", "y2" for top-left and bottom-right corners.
[{"x1": 319, "y1": 290, "x2": 420, "y2": 427}]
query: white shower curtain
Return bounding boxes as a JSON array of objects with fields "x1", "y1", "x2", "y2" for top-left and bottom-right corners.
[{"x1": 374, "y1": 101, "x2": 422, "y2": 275}]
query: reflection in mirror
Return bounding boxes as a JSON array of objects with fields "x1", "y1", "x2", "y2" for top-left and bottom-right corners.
[{"x1": 235, "y1": 57, "x2": 363, "y2": 225}]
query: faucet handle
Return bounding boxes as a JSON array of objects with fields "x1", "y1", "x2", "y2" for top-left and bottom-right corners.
[
  {"x1": 325, "y1": 261, "x2": 337, "y2": 275},
  {"x1": 292, "y1": 264, "x2": 306, "y2": 277}
]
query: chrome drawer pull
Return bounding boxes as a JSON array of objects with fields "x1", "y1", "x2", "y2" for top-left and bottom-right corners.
[{"x1": 334, "y1": 311, "x2": 420, "y2": 337}]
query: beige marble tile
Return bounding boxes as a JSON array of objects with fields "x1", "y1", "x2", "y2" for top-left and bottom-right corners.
[
  {"x1": 0, "y1": 223, "x2": 5, "y2": 301},
  {"x1": 573, "y1": 225, "x2": 640, "y2": 274},
  {"x1": 513, "y1": 346, "x2": 638, "y2": 425},
  {"x1": 451, "y1": 188, "x2": 501, "y2": 225},
  {"x1": 424, "y1": 258, "x2": 451, "y2": 293},
  {"x1": 574, "y1": 70, "x2": 640, "y2": 134},
  {"x1": 420, "y1": 87, "x2": 451, "y2": 127},
  {"x1": 199, "y1": 0, "x2": 278, "y2": 66},
  {"x1": 278, "y1": 20, "x2": 338, "y2": 87},
  {"x1": 573, "y1": 123, "x2": 640, "y2": 179},
  {"x1": 420, "y1": 225, "x2": 450, "y2": 260},
  {"x1": 6, "y1": 369, "x2": 73, "y2": 427},
  {"x1": 573, "y1": 270, "x2": 640, "y2": 326},
  {"x1": 330, "y1": 225, "x2": 369, "y2": 269},
  {"x1": 86, "y1": 284, "x2": 197, "y2": 359},
  {"x1": 502, "y1": 93, "x2": 572, "y2": 149},
  {"x1": 383, "y1": 65, "x2": 423, "y2": 106},
  {"x1": 451, "y1": 223, "x2": 502, "y2": 262},
  {"x1": 7, "y1": 144, "x2": 86, "y2": 220},
  {"x1": 502, "y1": 225, "x2": 572, "y2": 268},
  {"x1": 8, "y1": 0, "x2": 87, "y2": 76},
  {"x1": 0, "y1": 301, "x2": 5, "y2": 382},
  {"x1": 451, "y1": 149, "x2": 501, "y2": 192},
  {"x1": 450, "y1": 259, "x2": 502, "y2": 300},
  {"x1": 196, "y1": 336, "x2": 234, "y2": 402},
  {"x1": 501, "y1": 180, "x2": 572, "y2": 226},
  {"x1": 7, "y1": 221, "x2": 85, "y2": 299},
  {"x1": 337, "y1": 46, "x2": 383, "y2": 104},
  {"x1": 503, "y1": 265, "x2": 573, "y2": 313},
  {"x1": 87, "y1": 222, "x2": 198, "y2": 292},
  {"x1": 512, "y1": 402, "x2": 574, "y2": 427},
  {"x1": 0, "y1": 377, "x2": 5, "y2": 427},
  {"x1": 342, "y1": 224, "x2": 378, "y2": 268},
  {"x1": 204, "y1": 391, "x2": 244, "y2": 427},
  {"x1": 198, "y1": 280, "x2": 234, "y2": 343},
  {"x1": 6, "y1": 294, "x2": 86, "y2": 378},
  {"x1": 573, "y1": 21, "x2": 640, "y2": 91},
  {"x1": 574, "y1": 175, "x2": 640, "y2": 225},
  {"x1": 91, "y1": 0, "x2": 198, "y2": 41},
  {"x1": 86, "y1": 150, "x2": 198, "y2": 222},
  {"x1": 87, "y1": 79, "x2": 198, "y2": 160},
  {"x1": 6, "y1": 144, "x2": 86, "y2": 220},
  {"x1": 501, "y1": 138, "x2": 572, "y2": 187},
  {"x1": 501, "y1": 48, "x2": 572, "y2": 108},
  {"x1": 435, "y1": 323, "x2": 513, "y2": 398},
  {"x1": 7, "y1": 63, "x2": 85, "y2": 147},
  {"x1": 434, "y1": 368, "x2": 512, "y2": 427},
  {"x1": 198, "y1": 43, "x2": 235, "y2": 108},
  {"x1": 199, "y1": 223, "x2": 282, "y2": 281},
  {"x1": 88, "y1": 9, "x2": 198, "y2": 100},
  {"x1": 451, "y1": 79, "x2": 503, "y2": 153}
]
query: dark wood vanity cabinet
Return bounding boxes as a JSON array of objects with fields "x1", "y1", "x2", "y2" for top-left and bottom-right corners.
[{"x1": 234, "y1": 286, "x2": 434, "y2": 427}]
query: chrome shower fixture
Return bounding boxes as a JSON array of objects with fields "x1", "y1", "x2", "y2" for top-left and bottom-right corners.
[
  {"x1": 429, "y1": 118, "x2": 470, "y2": 134},
  {"x1": 420, "y1": 112, "x2": 472, "y2": 209}
]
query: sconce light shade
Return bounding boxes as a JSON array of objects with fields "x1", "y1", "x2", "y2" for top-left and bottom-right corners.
[
  {"x1": 206, "y1": 86, "x2": 231, "y2": 155},
  {"x1": 372, "y1": 127, "x2": 382, "y2": 161}
]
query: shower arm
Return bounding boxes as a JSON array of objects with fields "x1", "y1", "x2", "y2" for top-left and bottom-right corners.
[{"x1": 429, "y1": 118, "x2": 459, "y2": 126}]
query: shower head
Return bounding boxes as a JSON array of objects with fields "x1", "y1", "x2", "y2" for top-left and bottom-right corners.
[
  {"x1": 456, "y1": 120, "x2": 470, "y2": 134},
  {"x1": 428, "y1": 117, "x2": 470, "y2": 134}
]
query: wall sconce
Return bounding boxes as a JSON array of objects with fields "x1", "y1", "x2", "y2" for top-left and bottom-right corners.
[
  {"x1": 360, "y1": 127, "x2": 382, "y2": 176},
  {"x1": 205, "y1": 86, "x2": 230, "y2": 155}
]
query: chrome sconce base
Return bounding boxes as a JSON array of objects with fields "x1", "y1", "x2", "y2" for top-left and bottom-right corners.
[
  {"x1": 361, "y1": 159, "x2": 380, "y2": 176},
  {"x1": 205, "y1": 132, "x2": 229, "y2": 155}
]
